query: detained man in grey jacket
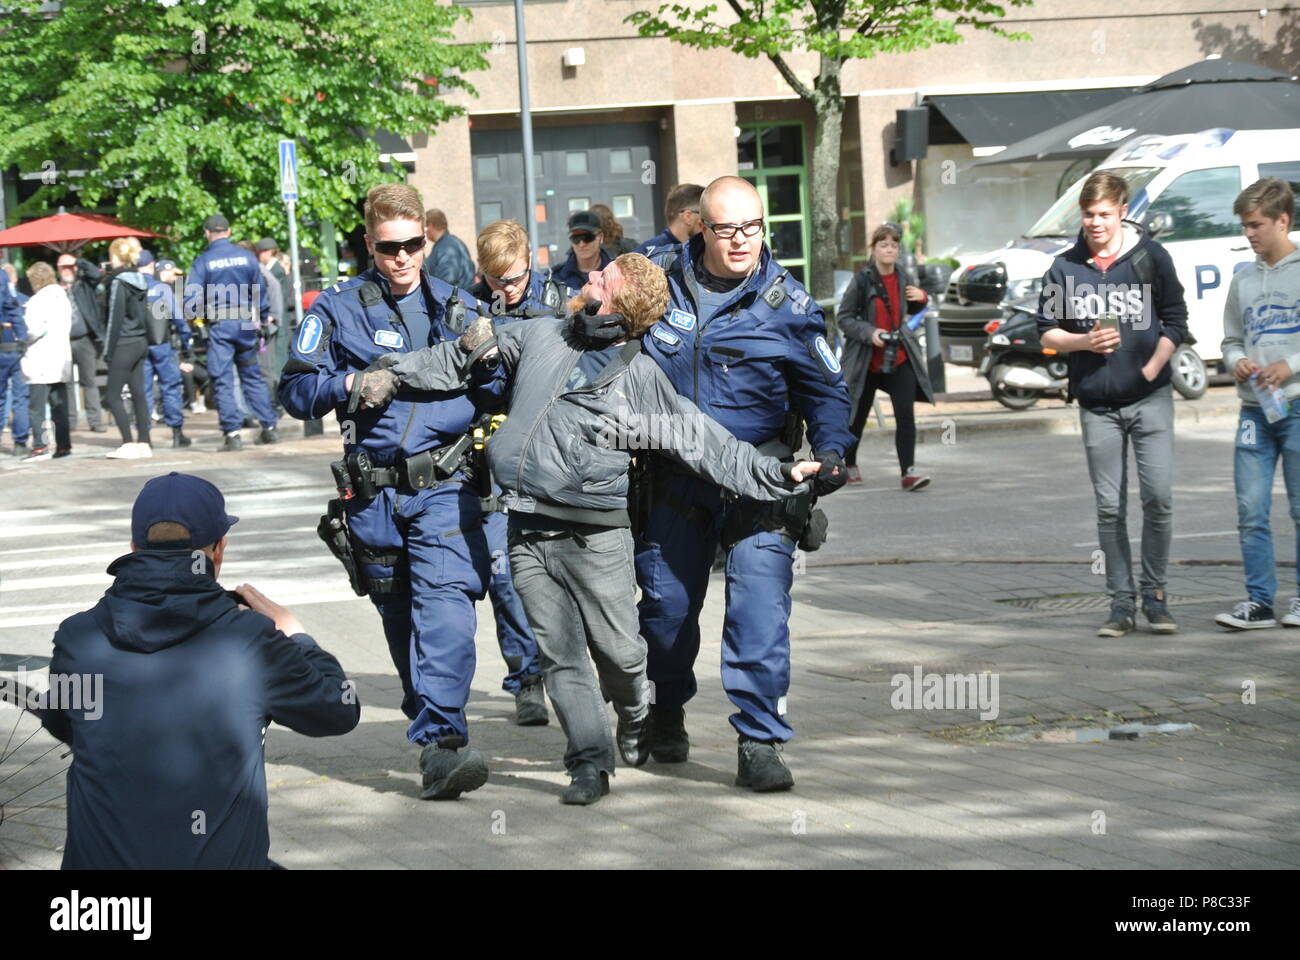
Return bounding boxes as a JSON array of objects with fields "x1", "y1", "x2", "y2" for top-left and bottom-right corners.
[{"x1": 359, "y1": 253, "x2": 820, "y2": 805}]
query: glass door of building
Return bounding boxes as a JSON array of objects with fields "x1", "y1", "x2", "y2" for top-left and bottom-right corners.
[{"x1": 737, "y1": 123, "x2": 810, "y2": 286}]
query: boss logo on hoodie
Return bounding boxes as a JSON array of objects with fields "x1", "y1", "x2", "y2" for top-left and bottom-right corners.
[{"x1": 1041, "y1": 275, "x2": 1152, "y2": 331}]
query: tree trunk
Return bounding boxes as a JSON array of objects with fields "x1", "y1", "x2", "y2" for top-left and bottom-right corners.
[{"x1": 808, "y1": 53, "x2": 844, "y2": 308}]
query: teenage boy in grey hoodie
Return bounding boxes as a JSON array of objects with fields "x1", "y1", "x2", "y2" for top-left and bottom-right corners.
[{"x1": 1216, "y1": 178, "x2": 1300, "y2": 630}]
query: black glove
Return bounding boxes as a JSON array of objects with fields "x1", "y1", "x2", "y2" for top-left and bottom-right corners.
[{"x1": 811, "y1": 450, "x2": 847, "y2": 497}]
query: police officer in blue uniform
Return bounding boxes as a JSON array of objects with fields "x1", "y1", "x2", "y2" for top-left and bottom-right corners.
[
  {"x1": 461, "y1": 219, "x2": 573, "y2": 725},
  {"x1": 280, "y1": 184, "x2": 499, "y2": 800},
  {"x1": 554, "y1": 210, "x2": 612, "y2": 294},
  {"x1": 186, "y1": 214, "x2": 279, "y2": 451},
  {"x1": 0, "y1": 272, "x2": 30, "y2": 456},
  {"x1": 138, "y1": 251, "x2": 192, "y2": 448},
  {"x1": 636, "y1": 176, "x2": 852, "y2": 791}
]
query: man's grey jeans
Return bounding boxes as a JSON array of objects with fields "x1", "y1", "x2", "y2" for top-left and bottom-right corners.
[
  {"x1": 1079, "y1": 384, "x2": 1174, "y2": 606},
  {"x1": 507, "y1": 522, "x2": 650, "y2": 777}
]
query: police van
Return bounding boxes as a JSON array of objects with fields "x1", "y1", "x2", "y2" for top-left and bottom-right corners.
[{"x1": 938, "y1": 128, "x2": 1300, "y2": 378}]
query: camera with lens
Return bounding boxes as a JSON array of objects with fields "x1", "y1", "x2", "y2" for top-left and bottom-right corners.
[{"x1": 879, "y1": 330, "x2": 902, "y2": 369}]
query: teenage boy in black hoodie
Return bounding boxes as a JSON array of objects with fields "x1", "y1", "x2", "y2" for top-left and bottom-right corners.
[{"x1": 1037, "y1": 171, "x2": 1190, "y2": 637}]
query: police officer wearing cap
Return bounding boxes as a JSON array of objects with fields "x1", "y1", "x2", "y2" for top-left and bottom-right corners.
[
  {"x1": 138, "y1": 250, "x2": 193, "y2": 448},
  {"x1": 279, "y1": 183, "x2": 511, "y2": 800},
  {"x1": 0, "y1": 268, "x2": 30, "y2": 455},
  {"x1": 186, "y1": 214, "x2": 279, "y2": 451},
  {"x1": 553, "y1": 210, "x2": 612, "y2": 294},
  {"x1": 635, "y1": 176, "x2": 853, "y2": 792}
]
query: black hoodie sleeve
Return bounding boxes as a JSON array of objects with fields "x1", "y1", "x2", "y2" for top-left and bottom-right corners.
[
  {"x1": 260, "y1": 623, "x2": 361, "y2": 737},
  {"x1": 1149, "y1": 242, "x2": 1189, "y2": 348}
]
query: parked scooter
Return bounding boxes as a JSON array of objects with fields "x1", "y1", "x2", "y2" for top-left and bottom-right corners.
[{"x1": 978, "y1": 297, "x2": 1068, "y2": 410}]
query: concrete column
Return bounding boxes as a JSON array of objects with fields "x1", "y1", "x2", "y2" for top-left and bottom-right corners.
[
  {"x1": 410, "y1": 117, "x2": 475, "y2": 241},
  {"x1": 671, "y1": 102, "x2": 738, "y2": 189},
  {"x1": 857, "y1": 93, "x2": 916, "y2": 230}
]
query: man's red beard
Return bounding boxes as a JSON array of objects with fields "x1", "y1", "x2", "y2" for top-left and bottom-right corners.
[{"x1": 566, "y1": 293, "x2": 591, "y2": 316}]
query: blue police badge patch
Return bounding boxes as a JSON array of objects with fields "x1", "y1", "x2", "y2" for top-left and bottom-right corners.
[
  {"x1": 814, "y1": 335, "x2": 841, "y2": 374},
  {"x1": 668, "y1": 309, "x2": 696, "y2": 332},
  {"x1": 296, "y1": 314, "x2": 322, "y2": 354},
  {"x1": 373, "y1": 329, "x2": 405, "y2": 350},
  {"x1": 652, "y1": 326, "x2": 682, "y2": 347}
]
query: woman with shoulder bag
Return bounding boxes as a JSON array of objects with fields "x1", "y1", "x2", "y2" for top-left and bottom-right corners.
[
  {"x1": 20, "y1": 261, "x2": 74, "y2": 461},
  {"x1": 836, "y1": 222, "x2": 935, "y2": 491},
  {"x1": 101, "y1": 237, "x2": 156, "y2": 459}
]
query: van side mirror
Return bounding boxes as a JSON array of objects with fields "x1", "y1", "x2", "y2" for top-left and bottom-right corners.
[{"x1": 1147, "y1": 211, "x2": 1173, "y2": 238}]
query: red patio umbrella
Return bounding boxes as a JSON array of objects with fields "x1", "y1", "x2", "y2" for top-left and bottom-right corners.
[{"x1": 0, "y1": 210, "x2": 161, "y2": 254}]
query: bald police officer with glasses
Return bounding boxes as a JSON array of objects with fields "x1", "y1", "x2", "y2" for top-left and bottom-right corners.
[{"x1": 635, "y1": 176, "x2": 852, "y2": 792}]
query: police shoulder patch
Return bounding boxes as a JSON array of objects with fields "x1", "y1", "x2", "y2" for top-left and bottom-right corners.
[
  {"x1": 651, "y1": 325, "x2": 682, "y2": 347},
  {"x1": 668, "y1": 309, "x2": 696, "y2": 332},
  {"x1": 813, "y1": 335, "x2": 841, "y2": 374},
  {"x1": 296, "y1": 314, "x2": 323, "y2": 354},
  {"x1": 374, "y1": 329, "x2": 405, "y2": 350}
]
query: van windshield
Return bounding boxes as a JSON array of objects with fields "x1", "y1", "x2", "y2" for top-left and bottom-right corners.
[{"x1": 1025, "y1": 167, "x2": 1162, "y2": 239}]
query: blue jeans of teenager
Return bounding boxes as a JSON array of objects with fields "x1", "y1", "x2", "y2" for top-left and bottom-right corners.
[{"x1": 1234, "y1": 403, "x2": 1300, "y2": 607}]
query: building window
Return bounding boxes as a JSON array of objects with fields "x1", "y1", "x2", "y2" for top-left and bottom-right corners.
[
  {"x1": 476, "y1": 155, "x2": 500, "y2": 181},
  {"x1": 609, "y1": 149, "x2": 633, "y2": 174},
  {"x1": 612, "y1": 195, "x2": 635, "y2": 219},
  {"x1": 566, "y1": 151, "x2": 589, "y2": 176},
  {"x1": 568, "y1": 197, "x2": 590, "y2": 213},
  {"x1": 479, "y1": 201, "x2": 504, "y2": 223}
]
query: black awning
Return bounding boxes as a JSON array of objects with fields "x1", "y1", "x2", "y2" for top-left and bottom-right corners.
[{"x1": 926, "y1": 88, "x2": 1136, "y2": 148}]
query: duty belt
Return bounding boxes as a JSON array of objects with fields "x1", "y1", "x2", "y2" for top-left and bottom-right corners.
[{"x1": 330, "y1": 441, "x2": 468, "y2": 501}]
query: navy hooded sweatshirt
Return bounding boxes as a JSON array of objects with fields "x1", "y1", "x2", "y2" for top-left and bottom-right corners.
[
  {"x1": 1035, "y1": 221, "x2": 1189, "y2": 410},
  {"x1": 42, "y1": 549, "x2": 360, "y2": 869}
]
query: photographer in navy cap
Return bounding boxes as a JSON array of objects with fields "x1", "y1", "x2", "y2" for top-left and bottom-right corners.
[{"x1": 42, "y1": 472, "x2": 360, "y2": 869}]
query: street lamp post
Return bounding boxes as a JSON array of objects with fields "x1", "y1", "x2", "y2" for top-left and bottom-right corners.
[{"x1": 515, "y1": 0, "x2": 540, "y2": 267}]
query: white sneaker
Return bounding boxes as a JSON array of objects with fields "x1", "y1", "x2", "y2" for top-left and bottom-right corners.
[
  {"x1": 135, "y1": 442, "x2": 153, "y2": 459},
  {"x1": 191, "y1": 399, "x2": 207, "y2": 414},
  {"x1": 106, "y1": 443, "x2": 136, "y2": 459},
  {"x1": 1282, "y1": 598, "x2": 1300, "y2": 628}
]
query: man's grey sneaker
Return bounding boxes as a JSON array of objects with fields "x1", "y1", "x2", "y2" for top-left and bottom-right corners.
[
  {"x1": 419, "y1": 742, "x2": 489, "y2": 800},
  {"x1": 648, "y1": 704, "x2": 689, "y2": 763},
  {"x1": 1215, "y1": 600, "x2": 1278, "y2": 630},
  {"x1": 617, "y1": 714, "x2": 653, "y2": 767},
  {"x1": 257, "y1": 425, "x2": 280, "y2": 445},
  {"x1": 1097, "y1": 603, "x2": 1136, "y2": 638},
  {"x1": 735, "y1": 736, "x2": 794, "y2": 792},
  {"x1": 560, "y1": 766, "x2": 609, "y2": 806},
  {"x1": 1282, "y1": 598, "x2": 1300, "y2": 628},
  {"x1": 514, "y1": 678, "x2": 549, "y2": 726},
  {"x1": 221, "y1": 432, "x2": 243, "y2": 452},
  {"x1": 1141, "y1": 590, "x2": 1178, "y2": 634}
]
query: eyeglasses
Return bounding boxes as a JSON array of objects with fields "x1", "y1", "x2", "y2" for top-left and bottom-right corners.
[
  {"x1": 372, "y1": 236, "x2": 424, "y2": 256},
  {"x1": 570, "y1": 233, "x2": 597, "y2": 245},
  {"x1": 703, "y1": 219, "x2": 765, "y2": 239},
  {"x1": 485, "y1": 265, "x2": 530, "y2": 286}
]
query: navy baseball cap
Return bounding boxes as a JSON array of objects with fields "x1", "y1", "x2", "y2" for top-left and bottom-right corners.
[
  {"x1": 567, "y1": 210, "x2": 601, "y2": 235},
  {"x1": 131, "y1": 472, "x2": 239, "y2": 548},
  {"x1": 203, "y1": 214, "x2": 230, "y2": 232},
  {"x1": 156, "y1": 259, "x2": 177, "y2": 272},
  {"x1": 137, "y1": 249, "x2": 154, "y2": 267}
]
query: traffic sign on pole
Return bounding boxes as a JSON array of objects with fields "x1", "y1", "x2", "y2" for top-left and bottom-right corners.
[{"x1": 279, "y1": 140, "x2": 299, "y2": 201}]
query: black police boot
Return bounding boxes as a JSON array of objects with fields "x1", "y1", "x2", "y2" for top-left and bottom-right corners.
[
  {"x1": 12, "y1": 442, "x2": 29, "y2": 458},
  {"x1": 172, "y1": 426, "x2": 191, "y2": 448},
  {"x1": 256, "y1": 425, "x2": 280, "y2": 445},
  {"x1": 514, "y1": 677, "x2": 549, "y2": 726},
  {"x1": 648, "y1": 704, "x2": 689, "y2": 763},
  {"x1": 560, "y1": 766, "x2": 609, "y2": 806},
  {"x1": 735, "y1": 736, "x2": 794, "y2": 792},
  {"x1": 221, "y1": 432, "x2": 243, "y2": 452},
  {"x1": 241, "y1": 416, "x2": 258, "y2": 429},
  {"x1": 419, "y1": 739, "x2": 489, "y2": 801},
  {"x1": 617, "y1": 713, "x2": 653, "y2": 767}
]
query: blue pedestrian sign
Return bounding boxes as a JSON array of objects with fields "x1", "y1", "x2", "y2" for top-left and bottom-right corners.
[{"x1": 279, "y1": 140, "x2": 298, "y2": 201}]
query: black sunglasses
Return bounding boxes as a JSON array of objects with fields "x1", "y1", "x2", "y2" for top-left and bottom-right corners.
[
  {"x1": 372, "y1": 236, "x2": 424, "y2": 256},
  {"x1": 570, "y1": 233, "x2": 598, "y2": 245}
]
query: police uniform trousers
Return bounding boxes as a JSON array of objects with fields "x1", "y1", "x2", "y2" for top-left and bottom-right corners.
[
  {"x1": 142, "y1": 343, "x2": 185, "y2": 428},
  {"x1": 635, "y1": 470, "x2": 796, "y2": 743},
  {"x1": 347, "y1": 479, "x2": 491, "y2": 746},
  {"x1": 206, "y1": 319, "x2": 277, "y2": 434},
  {"x1": 0, "y1": 352, "x2": 30, "y2": 444},
  {"x1": 483, "y1": 503, "x2": 542, "y2": 694}
]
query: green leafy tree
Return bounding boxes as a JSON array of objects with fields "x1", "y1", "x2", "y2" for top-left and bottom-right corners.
[
  {"x1": 0, "y1": 0, "x2": 487, "y2": 262},
  {"x1": 627, "y1": 1, "x2": 1031, "y2": 298}
]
